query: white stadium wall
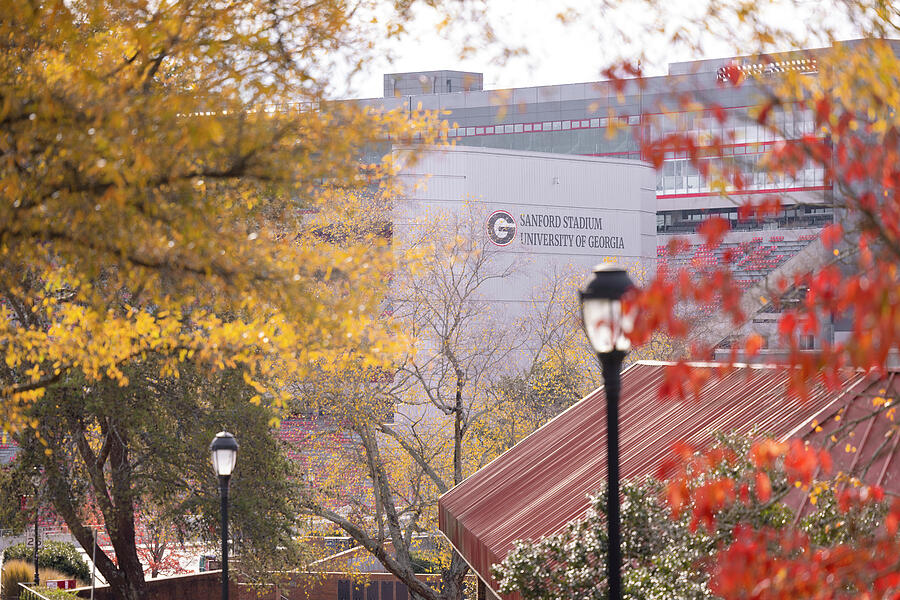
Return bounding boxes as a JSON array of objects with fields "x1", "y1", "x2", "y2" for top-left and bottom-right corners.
[{"x1": 392, "y1": 145, "x2": 657, "y2": 317}]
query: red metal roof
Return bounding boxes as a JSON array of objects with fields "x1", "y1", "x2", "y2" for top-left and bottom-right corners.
[
  {"x1": 799, "y1": 370, "x2": 900, "y2": 518},
  {"x1": 438, "y1": 361, "x2": 886, "y2": 598}
]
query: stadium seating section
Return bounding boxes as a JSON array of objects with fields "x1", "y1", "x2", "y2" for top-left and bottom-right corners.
[{"x1": 658, "y1": 233, "x2": 819, "y2": 288}]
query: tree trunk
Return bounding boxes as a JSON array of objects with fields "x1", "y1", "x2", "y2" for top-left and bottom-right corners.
[
  {"x1": 440, "y1": 551, "x2": 470, "y2": 600},
  {"x1": 453, "y1": 370, "x2": 464, "y2": 486},
  {"x1": 35, "y1": 414, "x2": 149, "y2": 600}
]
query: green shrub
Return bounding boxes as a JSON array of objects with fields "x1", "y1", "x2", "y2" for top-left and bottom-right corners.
[
  {"x1": 410, "y1": 553, "x2": 440, "y2": 574},
  {"x1": 35, "y1": 589, "x2": 79, "y2": 600},
  {"x1": 1, "y1": 560, "x2": 70, "y2": 600},
  {"x1": 2, "y1": 542, "x2": 89, "y2": 583}
]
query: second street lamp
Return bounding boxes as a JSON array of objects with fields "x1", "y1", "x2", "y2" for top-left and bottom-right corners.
[
  {"x1": 31, "y1": 467, "x2": 41, "y2": 587},
  {"x1": 210, "y1": 431, "x2": 238, "y2": 600},
  {"x1": 579, "y1": 264, "x2": 636, "y2": 600}
]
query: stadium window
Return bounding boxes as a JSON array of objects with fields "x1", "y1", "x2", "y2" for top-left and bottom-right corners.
[{"x1": 750, "y1": 124, "x2": 761, "y2": 143}]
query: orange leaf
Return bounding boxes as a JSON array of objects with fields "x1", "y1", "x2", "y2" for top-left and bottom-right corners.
[
  {"x1": 698, "y1": 216, "x2": 730, "y2": 247},
  {"x1": 745, "y1": 333, "x2": 764, "y2": 357},
  {"x1": 886, "y1": 499, "x2": 900, "y2": 536},
  {"x1": 755, "y1": 471, "x2": 772, "y2": 502},
  {"x1": 778, "y1": 312, "x2": 797, "y2": 339},
  {"x1": 666, "y1": 480, "x2": 689, "y2": 518},
  {"x1": 750, "y1": 439, "x2": 787, "y2": 469},
  {"x1": 784, "y1": 439, "x2": 819, "y2": 486},
  {"x1": 821, "y1": 223, "x2": 843, "y2": 249}
]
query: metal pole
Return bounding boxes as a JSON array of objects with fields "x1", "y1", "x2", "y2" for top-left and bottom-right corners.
[
  {"x1": 220, "y1": 475, "x2": 230, "y2": 600},
  {"x1": 90, "y1": 528, "x2": 97, "y2": 600},
  {"x1": 600, "y1": 352, "x2": 624, "y2": 600},
  {"x1": 33, "y1": 505, "x2": 39, "y2": 586}
]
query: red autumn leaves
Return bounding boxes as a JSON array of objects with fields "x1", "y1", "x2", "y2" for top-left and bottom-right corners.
[
  {"x1": 660, "y1": 439, "x2": 900, "y2": 599},
  {"x1": 664, "y1": 439, "x2": 830, "y2": 532},
  {"x1": 604, "y1": 49, "x2": 900, "y2": 597},
  {"x1": 709, "y1": 525, "x2": 900, "y2": 599},
  {"x1": 626, "y1": 89, "x2": 900, "y2": 397}
]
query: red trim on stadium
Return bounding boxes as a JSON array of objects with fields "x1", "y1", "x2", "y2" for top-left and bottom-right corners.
[{"x1": 446, "y1": 101, "x2": 814, "y2": 139}]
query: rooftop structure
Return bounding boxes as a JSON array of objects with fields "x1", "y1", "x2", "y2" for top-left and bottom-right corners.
[
  {"x1": 384, "y1": 70, "x2": 483, "y2": 97},
  {"x1": 438, "y1": 361, "x2": 899, "y2": 599}
]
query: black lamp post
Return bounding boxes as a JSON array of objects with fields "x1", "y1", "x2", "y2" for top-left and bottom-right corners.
[
  {"x1": 579, "y1": 264, "x2": 636, "y2": 600},
  {"x1": 210, "y1": 431, "x2": 238, "y2": 600},
  {"x1": 31, "y1": 467, "x2": 40, "y2": 587}
]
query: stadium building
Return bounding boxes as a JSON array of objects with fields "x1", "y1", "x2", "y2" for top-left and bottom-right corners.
[
  {"x1": 392, "y1": 145, "x2": 656, "y2": 319},
  {"x1": 355, "y1": 39, "x2": 899, "y2": 352}
]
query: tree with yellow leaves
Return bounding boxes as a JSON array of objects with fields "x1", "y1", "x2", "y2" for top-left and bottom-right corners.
[
  {"x1": 0, "y1": 2, "x2": 471, "y2": 599},
  {"x1": 292, "y1": 205, "x2": 608, "y2": 600},
  {"x1": 0, "y1": 0, "x2": 451, "y2": 430}
]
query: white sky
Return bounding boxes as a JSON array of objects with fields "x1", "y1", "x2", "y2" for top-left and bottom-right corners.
[{"x1": 337, "y1": 0, "x2": 866, "y2": 99}]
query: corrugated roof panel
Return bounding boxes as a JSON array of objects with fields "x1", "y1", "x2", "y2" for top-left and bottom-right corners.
[{"x1": 438, "y1": 361, "x2": 874, "y2": 598}]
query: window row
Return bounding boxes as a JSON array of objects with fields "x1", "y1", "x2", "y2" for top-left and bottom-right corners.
[{"x1": 656, "y1": 155, "x2": 826, "y2": 195}]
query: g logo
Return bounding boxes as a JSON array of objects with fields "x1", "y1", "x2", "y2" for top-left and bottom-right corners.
[{"x1": 486, "y1": 210, "x2": 517, "y2": 246}]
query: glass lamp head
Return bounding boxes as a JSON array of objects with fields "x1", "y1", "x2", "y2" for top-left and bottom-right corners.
[
  {"x1": 579, "y1": 264, "x2": 636, "y2": 355},
  {"x1": 210, "y1": 431, "x2": 239, "y2": 477}
]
